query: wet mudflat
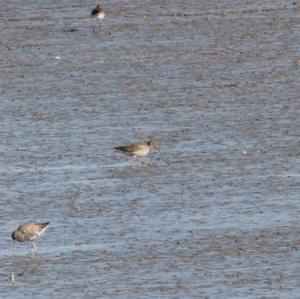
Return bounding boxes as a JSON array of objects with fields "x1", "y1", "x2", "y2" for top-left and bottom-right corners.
[{"x1": 1, "y1": 0, "x2": 300, "y2": 298}]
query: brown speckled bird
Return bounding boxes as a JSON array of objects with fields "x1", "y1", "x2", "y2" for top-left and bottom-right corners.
[
  {"x1": 91, "y1": 5, "x2": 105, "y2": 31},
  {"x1": 115, "y1": 138, "x2": 159, "y2": 157},
  {"x1": 11, "y1": 221, "x2": 49, "y2": 254}
]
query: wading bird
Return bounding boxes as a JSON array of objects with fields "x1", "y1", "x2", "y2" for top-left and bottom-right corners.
[
  {"x1": 11, "y1": 221, "x2": 49, "y2": 254},
  {"x1": 91, "y1": 5, "x2": 105, "y2": 31},
  {"x1": 115, "y1": 138, "x2": 159, "y2": 157}
]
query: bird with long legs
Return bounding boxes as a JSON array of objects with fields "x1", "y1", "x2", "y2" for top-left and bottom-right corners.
[
  {"x1": 91, "y1": 5, "x2": 105, "y2": 31},
  {"x1": 11, "y1": 221, "x2": 49, "y2": 255}
]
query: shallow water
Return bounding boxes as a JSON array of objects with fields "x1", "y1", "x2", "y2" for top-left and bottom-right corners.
[{"x1": 1, "y1": 0, "x2": 300, "y2": 298}]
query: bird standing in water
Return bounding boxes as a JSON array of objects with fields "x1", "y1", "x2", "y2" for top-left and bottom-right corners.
[
  {"x1": 91, "y1": 5, "x2": 105, "y2": 31},
  {"x1": 11, "y1": 221, "x2": 49, "y2": 255},
  {"x1": 115, "y1": 138, "x2": 159, "y2": 158}
]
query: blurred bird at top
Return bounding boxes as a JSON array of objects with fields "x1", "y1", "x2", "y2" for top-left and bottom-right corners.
[{"x1": 91, "y1": 5, "x2": 105, "y2": 31}]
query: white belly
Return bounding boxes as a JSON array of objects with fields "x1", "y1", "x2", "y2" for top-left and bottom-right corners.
[
  {"x1": 97, "y1": 12, "x2": 105, "y2": 20},
  {"x1": 134, "y1": 147, "x2": 150, "y2": 156}
]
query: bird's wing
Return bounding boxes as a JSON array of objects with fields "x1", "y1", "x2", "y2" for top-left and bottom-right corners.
[
  {"x1": 116, "y1": 143, "x2": 145, "y2": 153},
  {"x1": 18, "y1": 222, "x2": 34, "y2": 233},
  {"x1": 36, "y1": 222, "x2": 50, "y2": 230}
]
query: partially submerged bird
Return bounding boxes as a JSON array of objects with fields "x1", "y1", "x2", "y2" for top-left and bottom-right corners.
[
  {"x1": 11, "y1": 221, "x2": 49, "y2": 254},
  {"x1": 91, "y1": 5, "x2": 105, "y2": 31},
  {"x1": 114, "y1": 138, "x2": 159, "y2": 157}
]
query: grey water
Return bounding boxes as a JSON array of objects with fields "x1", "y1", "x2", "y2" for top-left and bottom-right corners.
[{"x1": 1, "y1": 0, "x2": 300, "y2": 298}]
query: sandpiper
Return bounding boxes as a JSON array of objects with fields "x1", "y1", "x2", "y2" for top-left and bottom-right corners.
[
  {"x1": 114, "y1": 138, "x2": 159, "y2": 157},
  {"x1": 11, "y1": 221, "x2": 49, "y2": 254},
  {"x1": 91, "y1": 5, "x2": 105, "y2": 31}
]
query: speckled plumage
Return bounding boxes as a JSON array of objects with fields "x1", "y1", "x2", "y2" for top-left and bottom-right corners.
[{"x1": 12, "y1": 221, "x2": 49, "y2": 242}]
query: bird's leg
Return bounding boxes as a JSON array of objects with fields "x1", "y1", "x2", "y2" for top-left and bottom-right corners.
[
  {"x1": 93, "y1": 20, "x2": 99, "y2": 32},
  {"x1": 33, "y1": 242, "x2": 37, "y2": 254},
  {"x1": 12, "y1": 240, "x2": 16, "y2": 256},
  {"x1": 133, "y1": 156, "x2": 146, "y2": 166},
  {"x1": 11, "y1": 272, "x2": 16, "y2": 284},
  {"x1": 30, "y1": 242, "x2": 37, "y2": 255},
  {"x1": 139, "y1": 160, "x2": 147, "y2": 166}
]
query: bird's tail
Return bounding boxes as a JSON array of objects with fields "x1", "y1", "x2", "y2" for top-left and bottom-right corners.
[
  {"x1": 39, "y1": 222, "x2": 50, "y2": 229},
  {"x1": 114, "y1": 146, "x2": 126, "y2": 152}
]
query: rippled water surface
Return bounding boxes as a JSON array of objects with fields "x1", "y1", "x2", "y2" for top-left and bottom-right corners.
[{"x1": 1, "y1": 0, "x2": 300, "y2": 298}]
